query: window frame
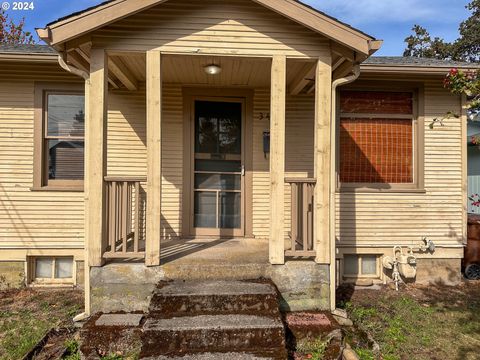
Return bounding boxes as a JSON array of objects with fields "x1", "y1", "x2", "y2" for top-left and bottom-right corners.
[
  {"x1": 33, "y1": 83, "x2": 85, "y2": 191},
  {"x1": 336, "y1": 82, "x2": 425, "y2": 193},
  {"x1": 342, "y1": 254, "x2": 380, "y2": 279},
  {"x1": 27, "y1": 256, "x2": 76, "y2": 286}
]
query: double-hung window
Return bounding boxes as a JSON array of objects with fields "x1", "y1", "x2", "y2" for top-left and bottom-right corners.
[{"x1": 34, "y1": 84, "x2": 85, "y2": 190}]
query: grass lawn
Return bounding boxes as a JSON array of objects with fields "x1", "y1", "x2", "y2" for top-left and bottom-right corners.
[
  {"x1": 338, "y1": 281, "x2": 480, "y2": 360},
  {"x1": 0, "y1": 288, "x2": 83, "y2": 360}
]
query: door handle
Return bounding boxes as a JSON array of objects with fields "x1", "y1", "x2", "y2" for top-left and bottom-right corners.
[{"x1": 241, "y1": 165, "x2": 245, "y2": 176}]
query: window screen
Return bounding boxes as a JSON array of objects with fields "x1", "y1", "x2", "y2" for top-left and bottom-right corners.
[{"x1": 339, "y1": 91, "x2": 414, "y2": 184}]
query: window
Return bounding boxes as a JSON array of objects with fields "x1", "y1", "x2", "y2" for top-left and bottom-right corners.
[
  {"x1": 30, "y1": 257, "x2": 74, "y2": 285},
  {"x1": 34, "y1": 84, "x2": 85, "y2": 190},
  {"x1": 343, "y1": 254, "x2": 379, "y2": 278},
  {"x1": 339, "y1": 89, "x2": 423, "y2": 189},
  {"x1": 45, "y1": 94, "x2": 85, "y2": 182}
]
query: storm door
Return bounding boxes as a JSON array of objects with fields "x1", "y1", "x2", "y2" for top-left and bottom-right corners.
[{"x1": 191, "y1": 100, "x2": 244, "y2": 236}]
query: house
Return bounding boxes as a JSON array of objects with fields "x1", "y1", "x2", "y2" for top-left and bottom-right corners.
[
  {"x1": 0, "y1": 0, "x2": 474, "y2": 316},
  {"x1": 468, "y1": 115, "x2": 480, "y2": 214}
]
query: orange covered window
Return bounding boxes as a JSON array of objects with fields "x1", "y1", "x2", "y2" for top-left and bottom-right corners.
[{"x1": 339, "y1": 91, "x2": 414, "y2": 184}]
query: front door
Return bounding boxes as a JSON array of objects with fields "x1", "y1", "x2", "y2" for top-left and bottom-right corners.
[{"x1": 191, "y1": 99, "x2": 245, "y2": 237}]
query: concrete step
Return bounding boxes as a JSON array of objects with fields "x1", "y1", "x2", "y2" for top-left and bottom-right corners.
[
  {"x1": 149, "y1": 280, "x2": 279, "y2": 317},
  {"x1": 140, "y1": 314, "x2": 286, "y2": 358}
]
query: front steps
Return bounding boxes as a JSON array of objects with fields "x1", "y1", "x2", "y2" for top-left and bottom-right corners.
[{"x1": 140, "y1": 280, "x2": 287, "y2": 359}]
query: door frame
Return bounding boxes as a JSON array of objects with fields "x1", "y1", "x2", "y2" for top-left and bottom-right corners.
[{"x1": 182, "y1": 87, "x2": 254, "y2": 238}]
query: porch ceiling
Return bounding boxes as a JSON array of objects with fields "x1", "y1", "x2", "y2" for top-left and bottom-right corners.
[{"x1": 66, "y1": 49, "x2": 320, "y2": 92}]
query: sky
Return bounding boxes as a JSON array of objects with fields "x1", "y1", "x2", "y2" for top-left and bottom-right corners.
[{"x1": 3, "y1": 0, "x2": 472, "y2": 56}]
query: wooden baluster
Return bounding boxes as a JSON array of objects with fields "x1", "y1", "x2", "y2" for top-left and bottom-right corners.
[
  {"x1": 116, "y1": 182, "x2": 120, "y2": 253},
  {"x1": 307, "y1": 183, "x2": 314, "y2": 251},
  {"x1": 106, "y1": 182, "x2": 110, "y2": 252},
  {"x1": 127, "y1": 182, "x2": 132, "y2": 241},
  {"x1": 134, "y1": 181, "x2": 140, "y2": 253},
  {"x1": 291, "y1": 182, "x2": 298, "y2": 252},
  {"x1": 122, "y1": 182, "x2": 128, "y2": 254},
  {"x1": 111, "y1": 182, "x2": 117, "y2": 253},
  {"x1": 302, "y1": 183, "x2": 309, "y2": 252}
]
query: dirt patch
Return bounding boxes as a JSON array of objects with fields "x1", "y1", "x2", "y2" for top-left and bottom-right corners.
[
  {"x1": 24, "y1": 328, "x2": 76, "y2": 360},
  {"x1": 337, "y1": 281, "x2": 480, "y2": 360},
  {"x1": 0, "y1": 287, "x2": 83, "y2": 360}
]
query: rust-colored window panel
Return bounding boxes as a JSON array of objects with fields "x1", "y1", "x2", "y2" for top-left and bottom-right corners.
[
  {"x1": 339, "y1": 118, "x2": 413, "y2": 183},
  {"x1": 340, "y1": 91, "x2": 413, "y2": 115}
]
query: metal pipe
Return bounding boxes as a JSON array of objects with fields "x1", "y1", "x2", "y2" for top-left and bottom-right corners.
[
  {"x1": 329, "y1": 64, "x2": 361, "y2": 311},
  {"x1": 57, "y1": 52, "x2": 92, "y2": 320}
]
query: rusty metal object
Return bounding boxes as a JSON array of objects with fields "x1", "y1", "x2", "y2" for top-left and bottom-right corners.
[{"x1": 465, "y1": 215, "x2": 480, "y2": 279}]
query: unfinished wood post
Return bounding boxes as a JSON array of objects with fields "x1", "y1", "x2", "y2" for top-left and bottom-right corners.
[
  {"x1": 269, "y1": 55, "x2": 286, "y2": 265},
  {"x1": 314, "y1": 55, "x2": 332, "y2": 264},
  {"x1": 145, "y1": 50, "x2": 162, "y2": 266},
  {"x1": 87, "y1": 48, "x2": 108, "y2": 267}
]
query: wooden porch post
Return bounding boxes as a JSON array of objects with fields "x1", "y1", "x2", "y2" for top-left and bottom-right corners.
[
  {"x1": 269, "y1": 55, "x2": 286, "y2": 265},
  {"x1": 314, "y1": 55, "x2": 332, "y2": 264},
  {"x1": 145, "y1": 50, "x2": 162, "y2": 266},
  {"x1": 87, "y1": 48, "x2": 108, "y2": 267}
]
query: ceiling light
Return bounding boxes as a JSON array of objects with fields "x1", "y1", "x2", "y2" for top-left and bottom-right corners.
[{"x1": 204, "y1": 64, "x2": 222, "y2": 75}]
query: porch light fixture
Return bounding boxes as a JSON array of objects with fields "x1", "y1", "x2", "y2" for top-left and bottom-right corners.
[{"x1": 204, "y1": 64, "x2": 222, "y2": 75}]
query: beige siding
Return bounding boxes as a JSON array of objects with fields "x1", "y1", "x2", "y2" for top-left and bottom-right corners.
[
  {"x1": 106, "y1": 85, "x2": 184, "y2": 239},
  {"x1": 335, "y1": 80, "x2": 464, "y2": 248},
  {"x1": 106, "y1": 86, "x2": 316, "y2": 240},
  {"x1": 0, "y1": 74, "x2": 464, "y2": 257},
  {"x1": 251, "y1": 90, "x2": 315, "y2": 239},
  {"x1": 251, "y1": 80, "x2": 464, "y2": 249},
  {"x1": 0, "y1": 81, "x2": 84, "y2": 249},
  {"x1": 91, "y1": 0, "x2": 329, "y2": 58},
  {"x1": 252, "y1": 89, "x2": 270, "y2": 237}
]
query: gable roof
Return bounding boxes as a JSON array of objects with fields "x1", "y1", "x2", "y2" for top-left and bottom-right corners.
[{"x1": 37, "y1": 0, "x2": 381, "y2": 56}]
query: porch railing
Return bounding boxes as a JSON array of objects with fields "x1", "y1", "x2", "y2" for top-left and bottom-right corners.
[
  {"x1": 103, "y1": 177, "x2": 147, "y2": 259},
  {"x1": 285, "y1": 178, "x2": 316, "y2": 257}
]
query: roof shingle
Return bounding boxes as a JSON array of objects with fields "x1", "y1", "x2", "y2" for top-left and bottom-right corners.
[
  {"x1": 0, "y1": 44, "x2": 57, "y2": 54},
  {"x1": 364, "y1": 56, "x2": 480, "y2": 68}
]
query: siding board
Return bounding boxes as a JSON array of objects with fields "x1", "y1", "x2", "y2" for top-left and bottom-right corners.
[
  {"x1": 0, "y1": 81, "x2": 84, "y2": 249},
  {"x1": 91, "y1": 0, "x2": 329, "y2": 58}
]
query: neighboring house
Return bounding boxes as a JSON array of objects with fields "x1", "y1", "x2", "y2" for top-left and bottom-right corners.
[
  {"x1": 468, "y1": 117, "x2": 480, "y2": 214},
  {"x1": 0, "y1": 0, "x2": 477, "y2": 315}
]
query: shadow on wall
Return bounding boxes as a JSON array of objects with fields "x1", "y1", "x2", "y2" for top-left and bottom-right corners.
[
  {"x1": 337, "y1": 127, "x2": 391, "y2": 266},
  {"x1": 108, "y1": 89, "x2": 181, "y2": 246}
]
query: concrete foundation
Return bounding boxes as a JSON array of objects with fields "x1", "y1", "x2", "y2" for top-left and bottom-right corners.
[
  {"x1": 90, "y1": 237, "x2": 330, "y2": 313},
  {"x1": 90, "y1": 261, "x2": 330, "y2": 313},
  {"x1": 0, "y1": 261, "x2": 25, "y2": 289},
  {"x1": 415, "y1": 258, "x2": 462, "y2": 286}
]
